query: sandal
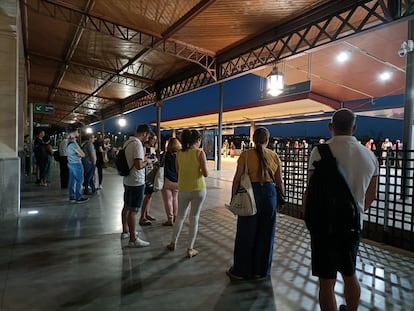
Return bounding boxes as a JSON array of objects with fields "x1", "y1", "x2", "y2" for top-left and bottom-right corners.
[
  {"x1": 187, "y1": 248, "x2": 199, "y2": 258},
  {"x1": 139, "y1": 219, "x2": 152, "y2": 226},
  {"x1": 146, "y1": 215, "x2": 156, "y2": 221},
  {"x1": 226, "y1": 268, "x2": 246, "y2": 281},
  {"x1": 162, "y1": 220, "x2": 173, "y2": 226},
  {"x1": 166, "y1": 242, "x2": 176, "y2": 251}
]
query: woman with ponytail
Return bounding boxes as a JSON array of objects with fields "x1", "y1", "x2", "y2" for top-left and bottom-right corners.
[
  {"x1": 167, "y1": 129, "x2": 208, "y2": 258},
  {"x1": 227, "y1": 127, "x2": 284, "y2": 281}
]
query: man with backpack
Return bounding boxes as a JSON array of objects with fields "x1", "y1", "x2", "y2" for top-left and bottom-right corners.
[
  {"x1": 304, "y1": 108, "x2": 378, "y2": 311},
  {"x1": 120, "y1": 124, "x2": 155, "y2": 247}
]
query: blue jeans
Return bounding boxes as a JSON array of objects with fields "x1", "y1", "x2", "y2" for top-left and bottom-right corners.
[
  {"x1": 232, "y1": 182, "x2": 277, "y2": 278},
  {"x1": 83, "y1": 161, "x2": 96, "y2": 194},
  {"x1": 68, "y1": 162, "x2": 84, "y2": 200}
]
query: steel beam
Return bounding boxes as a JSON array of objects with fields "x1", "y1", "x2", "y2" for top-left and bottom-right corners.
[
  {"x1": 27, "y1": 49, "x2": 156, "y2": 86},
  {"x1": 67, "y1": 63, "x2": 151, "y2": 89},
  {"x1": 151, "y1": 0, "x2": 414, "y2": 105},
  {"x1": 26, "y1": 0, "x2": 216, "y2": 77},
  {"x1": 46, "y1": 0, "x2": 95, "y2": 103},
  {"x1": 218, "y1": 0, "x2": 410, "y2": 79}
]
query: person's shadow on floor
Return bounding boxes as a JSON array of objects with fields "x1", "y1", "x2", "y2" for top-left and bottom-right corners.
[{"x1": 213, "y1": 279, "x2": 277, "y2": 311}]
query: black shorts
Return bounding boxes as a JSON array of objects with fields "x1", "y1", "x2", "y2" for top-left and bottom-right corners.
[
  {"x1": 311, "y1": 232, "x2": 360, "y2": 279},
  {"x1": 123, "y1": 184, "x2": 145, "y2": 212}
]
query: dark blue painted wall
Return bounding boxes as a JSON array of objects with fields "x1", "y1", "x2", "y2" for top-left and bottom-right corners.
[{"x1": 92, "y1": 73, "x2": 404, "y2": 141}]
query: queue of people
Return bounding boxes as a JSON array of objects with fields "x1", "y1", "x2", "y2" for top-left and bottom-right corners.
[
  {"x1": 122, "y1": 111, "x2": 377, "y2": 311},
  {"x1": 26, "y1": 126, "x2": 106, "y2": 204},
  {"x1": 364, "y1": 137, "x2": 404, "y2": 167},
  {"x1": 24, "y1": 108, "x2": 381, "y2": 311}
]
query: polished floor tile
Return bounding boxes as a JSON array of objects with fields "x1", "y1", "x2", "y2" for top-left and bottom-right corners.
[{"x1": 1, "y1": 160, "x2": 414, "y2": 310}]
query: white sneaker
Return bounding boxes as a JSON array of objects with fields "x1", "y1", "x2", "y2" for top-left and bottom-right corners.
[
  {"x1": 121, "y1": 232, "x2": 140, "y2": 240},
  {"x1": 128, "y1": 238, "x2": 150, "y2": 247}
]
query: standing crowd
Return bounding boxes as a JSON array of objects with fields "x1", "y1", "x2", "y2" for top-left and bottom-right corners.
[
  {"x1": 25, "y1": 107, "x2": 379, "y2": 311},
  {"x1": 28, "y1": 125, "x2": 107, "y2": 204},
  {"x1": 364, "y1": 137, "x2": 404, "y2": 167},
  {"x1": 117, "y1": 108, "x2": 378, "y2": 311}
]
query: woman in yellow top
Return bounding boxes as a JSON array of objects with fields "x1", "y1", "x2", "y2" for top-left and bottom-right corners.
[
  {"x1": 167, "y1": 129, "x2": 208, "y2": 258},
  {"x1": 227, "y1": 127, "x2": 284, "y2": 281}
]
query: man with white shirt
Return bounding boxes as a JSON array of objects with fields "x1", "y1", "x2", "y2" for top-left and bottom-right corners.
[
  {"x1": 305, "y1": 109, "x2": 378, "y2": 311},
  {"x1": 121, "y1": 124, "x2": 155, "y2": 247}
]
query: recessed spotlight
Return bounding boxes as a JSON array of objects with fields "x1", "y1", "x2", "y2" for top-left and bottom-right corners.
[
  {"x1": 337, "y1": 50, "x2": 351, "y2": 62},
  {"x1": 379, "y1": 71, "x2": 392, "y2": 81}
]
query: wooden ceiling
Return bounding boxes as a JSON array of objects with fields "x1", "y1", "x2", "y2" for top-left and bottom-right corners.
[{"x1": 21, "y1": 0, "x2": 414, "y2": 128}]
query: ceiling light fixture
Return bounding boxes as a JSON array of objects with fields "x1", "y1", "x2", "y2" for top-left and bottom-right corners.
[
  {"x1": 379, "y1": 71, "x2": 392, "y2": 81},
  {"x1": 118, "y1": 115, "x2": 126, "y2": 127},
  {"x1": 267, "y1": 65, "x2": 284, "y2": 97},
  {"x1": 337, "y1": 50, "x2": 351, "y2": 62}
]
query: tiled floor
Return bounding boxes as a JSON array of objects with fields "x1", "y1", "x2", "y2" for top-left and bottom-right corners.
[{"x1": 1, "y1": 159, "x2": 414, "y2": 310}]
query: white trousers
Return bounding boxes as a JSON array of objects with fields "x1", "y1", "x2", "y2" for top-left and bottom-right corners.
[{"x1": 171, "y1": 189, "x2": 207, "y2": 249}]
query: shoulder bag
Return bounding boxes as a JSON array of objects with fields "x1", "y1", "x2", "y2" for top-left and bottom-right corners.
[
  {"x1": 153, "y1": 152, "x2": 166, "y2": 191},
  {"x1": 226, "y1": 152, "x2": 257, "y2": 216},
  {"x1": 147, "y1": 152, "x2": 165, "y2": 191}
]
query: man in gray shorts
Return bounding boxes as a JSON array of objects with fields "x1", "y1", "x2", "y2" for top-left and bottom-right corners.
[{"x1": 121, "y1": 124, "x2": 156, "y2": 247}]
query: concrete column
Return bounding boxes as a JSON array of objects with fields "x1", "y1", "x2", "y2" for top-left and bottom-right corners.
[
  {"x1": 0, "y1": 0, "x2": 25, "y2": 218},
  {"x1": 217, "y1": 83, "x2": 223, "y2": 170},
  {"x1": 156, "y1": 100, "x2": 162, "y2": 153},
  {"x1": 249, "y1": 121, "x2": 255, "y2": 147}
]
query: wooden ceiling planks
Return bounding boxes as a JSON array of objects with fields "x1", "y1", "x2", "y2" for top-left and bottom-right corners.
[{"x1": 24, "y1": 0, "x2": 410, "y2": 127}]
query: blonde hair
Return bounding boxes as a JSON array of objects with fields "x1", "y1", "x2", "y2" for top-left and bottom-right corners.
[{"x1": 167, "y1": 137, "x2": 181, "y2": 152}]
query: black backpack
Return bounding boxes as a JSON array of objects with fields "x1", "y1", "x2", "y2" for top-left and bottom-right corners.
[
  {"x1": 115, "y1": 141, "x2": 133, "y2": 176},
  {"x1": 304, "y1": 144, "x2": 360, "y2": 237}
]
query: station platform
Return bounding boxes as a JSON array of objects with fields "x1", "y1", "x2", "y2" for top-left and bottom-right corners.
[{"x1": 1, "y1": 158, "x2": 414, "y2": 311}]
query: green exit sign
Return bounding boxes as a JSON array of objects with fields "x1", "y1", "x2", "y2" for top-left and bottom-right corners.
[{"x1": 34, "y1": 103, "x2": 54, "y2": 114}]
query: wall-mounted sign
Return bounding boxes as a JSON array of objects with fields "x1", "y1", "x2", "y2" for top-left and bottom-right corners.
[{"x1": 33, "y1": 103, "x2": 54, "y2": 114}]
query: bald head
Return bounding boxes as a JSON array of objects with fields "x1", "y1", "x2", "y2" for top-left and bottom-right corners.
[{"x1": 330, "y1": 108, "x2": 356, "y2": 135}]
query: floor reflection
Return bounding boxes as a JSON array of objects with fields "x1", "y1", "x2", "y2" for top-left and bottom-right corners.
[{"x1": 0, "y1": 164, "x2": 412, "y2": 310}]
